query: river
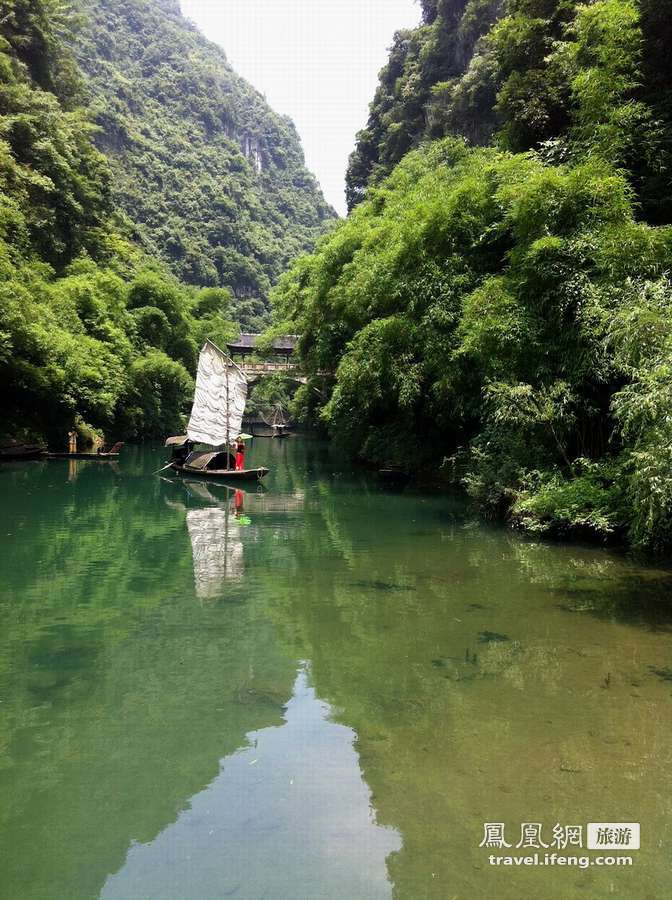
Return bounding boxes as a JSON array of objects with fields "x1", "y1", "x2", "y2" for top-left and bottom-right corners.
[{"x1": 0, "y1": 438, "x2": 670, "y2": 899}]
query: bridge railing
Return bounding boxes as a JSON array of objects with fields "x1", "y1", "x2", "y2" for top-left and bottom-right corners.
[
  {"x1": 240, "y1": 362, "x2": 328, "y2": 382},
  {"x1": 242, "y1": 361, "x2": 300, "y2": 375}
]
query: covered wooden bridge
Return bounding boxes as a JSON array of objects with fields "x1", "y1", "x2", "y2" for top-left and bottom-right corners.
[{"x1": 227, "y1": 333, "x2": 308, "y2": 383}]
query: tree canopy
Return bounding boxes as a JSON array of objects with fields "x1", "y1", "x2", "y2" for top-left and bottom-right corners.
[
  {"x1": 346, "y1": 0, "x2": 672, "y2": 222},
  {"x1": 275, "y1": 0, "x2": 672, "y2": 550},
  {"x1": 0, "y1": 0, "x2": 238, "y2": 444}
]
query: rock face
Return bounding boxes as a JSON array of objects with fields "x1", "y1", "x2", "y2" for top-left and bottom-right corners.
[
  {"x1": 155, "y1": 0, "x2": 180, "y2": 12},
  {"x1": 68, "y1": 0, "x2": 336, "y2": 324}
]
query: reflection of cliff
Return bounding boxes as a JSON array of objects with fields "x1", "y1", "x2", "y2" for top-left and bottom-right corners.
[
  {"x1": 261, "y1": 500, "x2": 672, "y2": 900},
  {"x1": 5, "y1": 441, "x2": 669, "y2": 900},
  {"x1": 0, "y1": 454, "x2": 296, "y2": 900},
  {"x1": 0, "y1": 611, "x2": 296, "y2": 900},
  {"x1": 102, "y1": 669, "x2": 400, "y2": 900}
]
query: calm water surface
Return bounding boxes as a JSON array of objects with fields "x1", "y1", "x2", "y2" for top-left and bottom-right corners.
[{"x1": 0, "y1": 439, "x2": 671, "y2": 899}]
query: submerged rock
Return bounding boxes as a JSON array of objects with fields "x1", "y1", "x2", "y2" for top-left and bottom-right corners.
[
  {"x1": 352, "y1": 579, "x2": 409, "y2": 593},
  {"x1": 649, "y1": 666, "x2": 672, "y2": 682},
  {"x1": 431, "y1": 656, "x2": 460, "y2": 668}
]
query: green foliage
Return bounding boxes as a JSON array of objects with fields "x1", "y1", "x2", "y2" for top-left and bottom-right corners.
[
  {"x1": 347, "y1": 0, "x2": 504, "y2": 208},
  {"x1": 287, "y1": 0, "x2": 672, "y2": 550},
  {"x1": 606, "y1": 277, "x2": 672, "y2": 548},
  {"x1": 321, "y1": 316, "x2": 423, "y2": 462},
  {"x1": 0, "y1": 2, "x2": 112, "y2": 267},
  {"x1": 511, "y1": 460, "x2": 628, "y2": 539},
  {"x1": 347, "y1": 0, "x2": 672, "y2": 223},
  {"x1": 0, "y1": 3, "x2": 226, "y2": 443},
  {"x1": 275, "y1": 137, "x2": 672, "y2": 548},
  {"x1": 189, "y1": 286, "x2": 237, "y2": 351},
  {"x1": 0, "y1": 258, "x2": 198, "y2": 442},
  {"x1": 67, "y1": 0, "x2": 335, "y2": 325},
  {"x1": 121, "y1": 350, "x2": 194, "y2": 438}
]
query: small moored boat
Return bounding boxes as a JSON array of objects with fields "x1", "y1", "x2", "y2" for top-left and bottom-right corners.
[
  {"x1": 271, "y1": 423, "x2": 291, "y2": 439},
  {"x1": 47, "y1": 442, "x2": 124, "y2": 461},
  {"x1": 0, "y1": 443, "x2": 46, "y2": 462}
]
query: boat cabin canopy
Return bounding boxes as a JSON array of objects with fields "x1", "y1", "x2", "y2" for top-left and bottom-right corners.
[{"x1": 184, "y1": 450, "x2": 235, "y2": 470}]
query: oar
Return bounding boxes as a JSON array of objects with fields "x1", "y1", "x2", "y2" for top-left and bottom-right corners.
[{"x1": 153, "y1": 461, "x2": 175, "y2": 475}]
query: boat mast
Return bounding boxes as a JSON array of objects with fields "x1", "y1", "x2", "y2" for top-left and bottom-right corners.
[{"x1": 225, "y1": 361, "x2": 230, "y2": 455}]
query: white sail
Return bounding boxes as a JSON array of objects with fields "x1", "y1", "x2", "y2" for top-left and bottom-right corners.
[{"x1": 187, "y1": 340, "x2": 248, "y2": 447}]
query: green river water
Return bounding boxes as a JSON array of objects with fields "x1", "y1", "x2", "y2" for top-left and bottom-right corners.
[{"x1": 0, "y1": 438, "x2": 670, "y2": 900}]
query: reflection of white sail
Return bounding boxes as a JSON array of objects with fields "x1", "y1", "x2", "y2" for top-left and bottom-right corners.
[
  {"x1": 184, "y1": 480, "x2": 220, "y2": 504},
  {"x1": 186, "y1": 507, "x2": 244, "y2": 598},
  {"x1": 187, "y1": 340, "x2": 248, "y2": 447}
]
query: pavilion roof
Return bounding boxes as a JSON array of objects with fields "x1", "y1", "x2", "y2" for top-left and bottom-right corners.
[{"x1": 227, "y1": 333, "x2": 298, "y2": 353}]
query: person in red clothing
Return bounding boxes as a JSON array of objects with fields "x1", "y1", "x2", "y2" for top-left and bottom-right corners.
[{"x1": 234, "y1": 435, "x2": 246, "y2": 471}]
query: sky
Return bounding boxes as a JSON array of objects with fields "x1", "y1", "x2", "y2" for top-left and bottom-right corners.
[{"x1": 179, "y1": 0, "x2": 421, "y2": 216}]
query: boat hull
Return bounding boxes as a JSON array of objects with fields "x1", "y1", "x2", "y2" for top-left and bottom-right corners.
[
  {"x1": 0, "y1": 448, "x2": 46, "y2": 462},
  {"x1": 170, "y1": 463, "x2": 269, "y2": 482}
]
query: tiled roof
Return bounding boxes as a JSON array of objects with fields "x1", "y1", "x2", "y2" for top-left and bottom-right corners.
[{"x1": 227, "y1": 333, "x2": 298, "y2": 352}]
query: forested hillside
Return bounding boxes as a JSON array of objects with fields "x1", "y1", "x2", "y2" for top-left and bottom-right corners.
[
  {"x1": 274, "y1": 0, "x2": 672, "y2": 550},
  {"x1": 346, "y1": 0, "x2": 672, "y2": 220},
  {"x1": 68, "y1": 0, "x2": 335, "y2": 330},
  {"x1": 0, "y1": 0, "x2": 237, "y2": 444}
]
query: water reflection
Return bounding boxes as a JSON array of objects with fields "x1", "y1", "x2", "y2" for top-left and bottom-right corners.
[
  {"x1": 166, "y1": 476, "x2": 312, "y2": 599},
  {"x1": 102, "y1": 669, "x2": 400, "y2": 900},
  {"x1": 186, "y1": 505, "x2": 245, "y2": 594},
  {"x1": 0, "y1": 441, "x2": 671, "y2": 900}
]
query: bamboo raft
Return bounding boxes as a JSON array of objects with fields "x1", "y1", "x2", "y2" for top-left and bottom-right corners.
[
  {"x1": 47, "y1": 441, "x2": 124, "y2": 461},
  {"x1": 46, "y1": 451, "x2": 121, "y2": 460},
  {"x1": 0, "y1": 443, "x2": 46, "y2": 462}
]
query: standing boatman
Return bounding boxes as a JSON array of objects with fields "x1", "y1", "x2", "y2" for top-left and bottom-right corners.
[{"x1": 234, "y1": 435, "x2": 246, "y2": 471}]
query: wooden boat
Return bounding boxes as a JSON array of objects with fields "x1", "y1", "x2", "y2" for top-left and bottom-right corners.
[
  {"x1": 170, "y1": 462, "x2": 269, "y2": 481},
  {"x1": 169, "y1": 449, "x2": 268, "y2": 482},
  {"x1": 164, "y1": 340, "x2": 271, "y2": 483},
  {"x1": 0, "y1": 443, "x2": 46, "y2": 462},
  {"x1": 265, "y1": 405, "x2": 292, "y2": 438},
  {"x1": 47, "y1": 451, "x2": 121, "y2": 460}
]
